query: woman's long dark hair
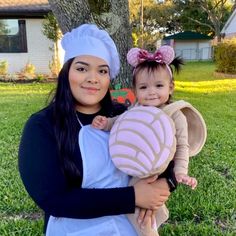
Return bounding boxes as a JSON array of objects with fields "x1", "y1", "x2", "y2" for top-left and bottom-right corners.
[{"x1": 50, "y1": 58, "x2": 113, "y2": 185}]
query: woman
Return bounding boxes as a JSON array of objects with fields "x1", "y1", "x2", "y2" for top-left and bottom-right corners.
[{"x1": 18, "y1": 24, "x2": 177, "y2": 235}]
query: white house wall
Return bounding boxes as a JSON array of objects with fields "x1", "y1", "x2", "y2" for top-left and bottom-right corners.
[
  {"x1": 199, "y1": 42, "x2": 212, "y2": 60},
  {"x1": 0, "y1": 18, "x2": 54, "y2": 74},
  {"x1": 224, "y1": 16, "x2": 236, "y2": 34},
  {"x1": 221, "y1": 9, "x2": 236, "y2": 39},
  {"x1": 175, "y1": 41, "x2": 197, "y2": 60},
  {"x1": 223, "y1": 14, "x2": 236, "y2": 38},
  {"x1": 174, "y1": 40, "x2": 211, "y2": 60}
]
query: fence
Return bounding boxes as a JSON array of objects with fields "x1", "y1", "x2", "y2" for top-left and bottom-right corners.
[{"x1": 175, "y1": 47, "x2": 213, "y2": 61}]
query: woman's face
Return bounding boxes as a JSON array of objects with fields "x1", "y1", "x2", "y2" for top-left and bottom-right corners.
[{"x1": 69, "y1": 55, "x2": 110, "y2": 114}]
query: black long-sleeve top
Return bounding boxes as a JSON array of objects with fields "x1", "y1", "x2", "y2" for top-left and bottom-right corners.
[
  {"x1": 18, "y1": 104, "x2": 136, "y2": 232},
  {"x1": 18, "y1": 103, "x2": 177, "y2": 233}
]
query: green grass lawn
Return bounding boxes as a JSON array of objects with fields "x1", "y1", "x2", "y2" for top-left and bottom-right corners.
[{"x1": 0, "y1": 61, "x2": 236, "y2": 235}]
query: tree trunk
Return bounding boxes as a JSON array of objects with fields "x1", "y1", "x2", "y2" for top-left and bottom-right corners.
[
  {"x1": 110, "y1": 0, "x2": 133, "y2": 88},
  {"x1": 48, "y1": 0, "x2": 93, "y2": 33},
  {"x1": 48, "y1": 0, "x2": 132, "y2": 88}
]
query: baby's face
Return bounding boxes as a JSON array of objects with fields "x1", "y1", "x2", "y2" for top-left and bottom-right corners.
[{"x1": 135, "y1": 67, "x2": 174, "y2": 107}]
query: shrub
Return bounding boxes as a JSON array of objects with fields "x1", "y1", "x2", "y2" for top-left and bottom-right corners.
[
  {"x1": 35, "y1": 73, "x2": 47, "y2": 81},
  {"x1": 49, "y1": 56, "x2": 61, "y2": 77},
  {"x1": 0, "y1": 60, "x2": 8, "y2": 75},
  {"x1": 22, "y1": 62, "x2": 36, "y2": 75},
  {"x1": 19, "y1": 62, "x2": 36, "y2": 80},
  {"x1": 214, "y1": 39, "x2": 236, "y2": 74}
]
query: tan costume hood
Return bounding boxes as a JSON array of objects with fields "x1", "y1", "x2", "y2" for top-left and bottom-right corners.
[{"x1": 162, "y1": 100, "x2": 207, "y2": 157}]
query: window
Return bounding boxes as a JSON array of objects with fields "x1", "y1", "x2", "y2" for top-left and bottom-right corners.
[{"x1": 0, "y1": 19, "x2": 27, "y2": 53}]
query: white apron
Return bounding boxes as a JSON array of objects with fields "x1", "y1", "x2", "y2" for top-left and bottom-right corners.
[{"x1": 46, "y1": 125, "x2": 137, "y2": 236}]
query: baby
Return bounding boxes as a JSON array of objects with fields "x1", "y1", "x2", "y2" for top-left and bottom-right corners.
[{"x1": 92, "y1": 45, "x2": 207, "y2": 236}]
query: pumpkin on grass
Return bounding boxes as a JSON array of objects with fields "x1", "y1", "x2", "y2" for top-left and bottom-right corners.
[{"x1": 110, "y1": 88, "x2": 136, "y2": 107}]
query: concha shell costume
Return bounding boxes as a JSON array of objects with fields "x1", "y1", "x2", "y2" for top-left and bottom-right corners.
[{"x1": 109, "y1": 101, "x2": 207, "y2": 178}]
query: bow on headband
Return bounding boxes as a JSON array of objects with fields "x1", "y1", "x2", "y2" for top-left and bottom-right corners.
[{"x1": 127, "y1": 45, "x2": 175, "y2": 68}]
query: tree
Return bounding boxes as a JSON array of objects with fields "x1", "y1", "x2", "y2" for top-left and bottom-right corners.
[
  {"x1": 129, "y1": 0, "x2": 233, "y2": 43},
  {"x1": 129, "y1": 0, "x2": 183, "y2": 48},
  {"x1": 42, "y1": 12, "x2": 62, "y2": 76},
  {"x1": 129, "y1": 0, "x2": 165, "y2": 49},
  {"x1": 173, "y1": 0, "x2": 233, "y2": 42},
  {"x1": 0, "y1": 20, "x2": 9, "y2": 35},
  {"x1": 48, "y1": 0, "x2": 133, "y2": 88}
]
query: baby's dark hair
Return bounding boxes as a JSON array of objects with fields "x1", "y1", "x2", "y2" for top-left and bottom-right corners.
[
  {"x1": 171, "y1": 56, "x2": 184, "y2": 74},
  {"x1": 132, "y1": 56, "x2": 184, "y2": 87}
]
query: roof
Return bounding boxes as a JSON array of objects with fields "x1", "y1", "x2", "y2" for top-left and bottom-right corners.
[
  {"x1": 221, "y1": 8, "x2": 236, "y2": 33},
  {"x1": 0, "y1": 0, "x2": 50, "y2": 17},
  {"x1": 163, "y1": 31, "x2": 213, "y2": 40}
]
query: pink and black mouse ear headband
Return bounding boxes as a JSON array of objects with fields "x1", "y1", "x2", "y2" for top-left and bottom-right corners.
[{"x1": 127, "y1": 45, "x2": 175, "y2": 77}]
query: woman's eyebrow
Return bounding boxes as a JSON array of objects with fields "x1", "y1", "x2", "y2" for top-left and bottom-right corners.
[
  {"x1": 99, "y1": 65, "x2": 109, "y2": 68},
  {"x1": 75, "y1": 61, "x2": 89, "y2": 66},
  {"x1": 74, "y1": 61, "x2": 109, "y2": 68}
]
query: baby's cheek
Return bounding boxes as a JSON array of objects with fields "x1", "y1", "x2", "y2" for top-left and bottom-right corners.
[{"x1": 137, "y1": 97, "x2": 145, "y2": 104}]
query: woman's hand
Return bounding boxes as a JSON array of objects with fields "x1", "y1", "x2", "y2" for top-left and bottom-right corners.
[
  {"x1": 133, "y1": 176, "x2": 170, "y2": 210},
  {"x1": 152, "y1": 177, "x2": 170, "y2": 191}
]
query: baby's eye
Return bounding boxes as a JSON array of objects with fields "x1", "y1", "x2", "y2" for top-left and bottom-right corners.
[
  {"x1": 156, "y1": 84, "x2": 163, "y2": 87},
  {"x1": 139, "y1": 86, "x2": 147, "y2": 90}
]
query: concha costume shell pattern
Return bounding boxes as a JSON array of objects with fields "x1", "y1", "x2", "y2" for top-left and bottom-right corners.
[{"x1": 109, "y1": 106, "x2": 176, "y2": 178}]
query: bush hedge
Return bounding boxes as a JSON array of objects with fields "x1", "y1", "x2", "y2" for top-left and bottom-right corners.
[{"x1": 214, "y1": 38, "x2": 236, "y2": 74}]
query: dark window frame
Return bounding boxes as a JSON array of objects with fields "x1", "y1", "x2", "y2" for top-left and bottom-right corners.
[{"x1": 0, "y1": 19, "x2": 28, "y2": 53}]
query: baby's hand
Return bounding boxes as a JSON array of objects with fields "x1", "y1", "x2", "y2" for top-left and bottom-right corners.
[
  {"x1": 91, "y1": 115, "x2": 108, "y2": 129},
  {"x1": 175, "y1": 174, "x2": 197, "y2": 189},
  {"x1": 137, "y1": 208, "x2": 157, "y2": 231}
]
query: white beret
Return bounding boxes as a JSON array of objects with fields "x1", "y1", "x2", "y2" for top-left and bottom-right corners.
[{"x1": 61, "y1": 24, "x2": 120, "y2": 79}]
